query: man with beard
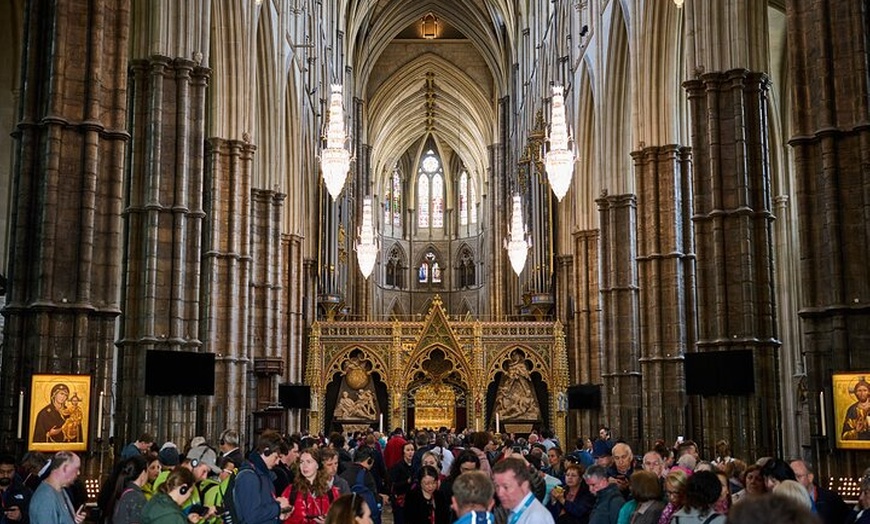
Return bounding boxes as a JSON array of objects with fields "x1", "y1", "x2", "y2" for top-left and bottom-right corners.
[{"x1": 0, "y1": 454, "x2": 31, "y2": 524}]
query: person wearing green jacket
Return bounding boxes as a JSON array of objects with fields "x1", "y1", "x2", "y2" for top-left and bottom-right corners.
[{"x1": 142, "y1": 468, "x2": 199, "y2": 524}]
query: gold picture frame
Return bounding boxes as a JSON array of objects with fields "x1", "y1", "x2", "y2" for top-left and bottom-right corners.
[
  {"x1": 833, "y1": 372, "x2": 870, "y2": 449},
  {"x1": 28, "y1": 374, "x2": 91, "y2": 452}
]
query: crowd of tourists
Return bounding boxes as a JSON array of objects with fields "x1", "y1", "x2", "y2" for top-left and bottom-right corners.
[{"x1": 2, "y1": 425, "x2": 869, "y2": 524}]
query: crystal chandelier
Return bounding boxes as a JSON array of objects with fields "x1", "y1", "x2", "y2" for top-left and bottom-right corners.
[
  {"x1": 321, "y1": 84, "x2": 351, "y2": 200},
  {"x1": 504, "y1": 194, "x2": 531, "y2": 276},
  {"x1": 356, "y1": 197, "x2": 379, "y2": 278},
  {"x1": 544, "y1": 85, "x2": 576, "y2": 201}
]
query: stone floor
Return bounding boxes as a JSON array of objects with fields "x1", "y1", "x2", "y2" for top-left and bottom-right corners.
[{"x1": 382, "y1": 504, "x2": 394, "y2": 524}]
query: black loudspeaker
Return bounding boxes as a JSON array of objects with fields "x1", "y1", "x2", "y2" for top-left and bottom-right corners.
[
  {"x1": 279, "y1": 384, "x2": 311, "y2": 409},
  {"x1": 684, "y1": 350, "x2": 755, "y2": 396},
  {"x1": 567, "y1": 384, "x2": 601, "y2": 410},
  {"x1": 145, "y1": 350, "x2": 215, "y2": 396}
]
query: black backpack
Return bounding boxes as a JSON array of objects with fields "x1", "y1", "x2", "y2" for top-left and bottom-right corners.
[
  {"x1": 221, "y1": 467, "x2": 256, "y2": 524},
  {"x1": 351, "y1": 468, "x2": 381, "y2": 524}
]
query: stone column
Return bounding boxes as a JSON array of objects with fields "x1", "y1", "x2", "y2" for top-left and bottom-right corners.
[
  {"x1": 684, "y1": 71, "x2": 780, "y2": 458},
  {"x1": 491, "y1": 97, "x2": 509, "y2": 318},
  {"x1": 0, "y1": 0, "x2": 130, "y2": 451},
  {"x1": 597, "y1": 193, "x2": 641, "y2": 445},
  {"x1": 119, "y1": 56, "x2": 210, "y2": 443},
  {"x1": 787, "y1": 0, "x2": 870, "y2": 476},
  {"x1": 552, "y1": 322, "x2": 569, "y2": 445},
  {"x1": 569, "y1": 229, "x2": 600, "y2": 439},
  {"x1": 248, "y1": 188, "x2": 286, "y2": 418},
  {"x1": 633, "y1": 145, "x2": 695, "y2": 448}
]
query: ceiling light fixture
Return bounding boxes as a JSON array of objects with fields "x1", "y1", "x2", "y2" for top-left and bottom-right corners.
[
  {"x1": 320, "y1": 84, "x2": 351, "y2": 200},
  {"x1": 544, "y1": 85, "x2": 576, "y2": 201},
  {"x1": 356, "y1": 197, "x2": 379, "y2": 278},
  {"x1": 504, "y1": 194, "x2": 531, "y2": 276},
  {"x1": 421, "y1": 12, "x2": 438, "y2": 39}
]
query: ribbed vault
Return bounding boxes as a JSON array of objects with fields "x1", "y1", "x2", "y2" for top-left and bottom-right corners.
[
  {"x1": 368, "y1": 53, "x2": 494, "y2": 188},
  {"x1": 344, "y1": 0, "x2": 515, "y2": 94}
]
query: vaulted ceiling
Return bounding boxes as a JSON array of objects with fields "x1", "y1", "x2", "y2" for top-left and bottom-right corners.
[{"x1": 341, "y1": 0, "x2": 519, "y2": 189}]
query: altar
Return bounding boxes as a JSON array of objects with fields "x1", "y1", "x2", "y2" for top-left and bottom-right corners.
[{"x1": 306, "y1": 296, "x2": 569, "y2": 442}]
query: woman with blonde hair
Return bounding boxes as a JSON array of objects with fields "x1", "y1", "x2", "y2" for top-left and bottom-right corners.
[
  {"x1": 772, "y1": 479, "x2": 812, "y2": 510},
  {"x1": 283, "y1": 447, "x2": 340, "y2": 524},
  {"x1": 658, "y1": 468, "x2": 688, "y2": 524}
]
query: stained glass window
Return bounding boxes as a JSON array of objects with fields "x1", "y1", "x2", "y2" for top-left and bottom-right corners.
[
  {"x1": 459, "y1": 172, "x2": 468, "y2": 226},
  {"x1": 417, "y1": 174, "x2": 429, "y2": 228},
  {"x1": 418, "y1": 251, "x2": 442, "y2": 285},
  {"x1": 432, "y1": 173, "x2": 444, "y2": 228},
  {"x1": 392, "y1": 170, "x2": 402, "y2": 226},
  {"x1": 416, "y1": 150, "x2": 445, "y2": 232},
  {"x1": 470, "y1": 179, "x2": 477, "y2": 224}
]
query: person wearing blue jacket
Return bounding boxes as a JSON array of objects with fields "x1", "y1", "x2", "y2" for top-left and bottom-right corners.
[{"x1": 235, "y1": 431, "x2": 292, "y2": 524}]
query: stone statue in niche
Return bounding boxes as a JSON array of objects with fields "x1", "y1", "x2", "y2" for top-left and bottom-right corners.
[
  {"x1": 494, "y1": 351, "x2": 541, "y2": 420},
  {"x1": 336, "y1": 391, "x2": 358, "y2": 418},
  {"x1": 335, "y1": 354, "x2": 379, "y2": 421}
]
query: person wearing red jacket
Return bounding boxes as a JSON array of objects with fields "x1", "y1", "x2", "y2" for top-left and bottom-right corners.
[
  {"x1": 282, "y1": 448, "x2": 339, "y2": 524},
  {"x1": 383, "y1": 428, "x2": 407, "y2": 471}
]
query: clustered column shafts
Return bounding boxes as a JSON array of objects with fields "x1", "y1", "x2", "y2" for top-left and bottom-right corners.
[
  {"x1": 633, "y1": 145, "x2": 695, "y2": 449},
  {"x1": 286, "y1": 235, "x2": 308, "y2": 383},
  {"x1": 787, "y1": 0, "x2": 870, "y2": 477},
  {"x1": 119, "y1": 56, "x2": 210, "y2": 444},
  {"x1": 0, "y1": 0, "x2": 129, "y2": 451},
  {"x1": 684, "y1": 70, "x2": 780, "y2": 459},
  {"x1": 566, "y1": 229, "x2": 600, "y2": 440},
  {"x1": 597, "y1": 193, "x2": 642, "y2": 446}
]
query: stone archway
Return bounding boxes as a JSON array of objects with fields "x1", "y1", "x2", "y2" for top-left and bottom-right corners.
[
  {"x1": 403, "y1": 346, "x2": 469, "y2": 430},
  {"x1": 408, "y1": 382, "x2": 466, "y2": 430}
]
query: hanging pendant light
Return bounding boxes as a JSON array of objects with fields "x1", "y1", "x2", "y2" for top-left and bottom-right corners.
[
  {"x1": 321, "y1": 84, "x2": 351, "y2": 200},
  {"x1": 356, "y1": 196, "x2": 379, "y2": 278},
  {"x1": 504, "y1": 194, "x2": 531, "y2": 276},
  {"x1": 544, "y1": 85, "x2": 576, "y2": 201}
]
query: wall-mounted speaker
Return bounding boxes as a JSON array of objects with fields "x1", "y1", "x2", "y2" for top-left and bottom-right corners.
[
  {"x1": 279, "y1": 384, "x2": 311, "y2": 409},
  {"x1": 567, "y1": 384, "x2": 601, "y2": 410},
  {"x1": 145, "y1": 350, "x2": 215, "y2": 396},
  {"x1": 684, "y1": 350, "x2": 755, "y2": 396}
]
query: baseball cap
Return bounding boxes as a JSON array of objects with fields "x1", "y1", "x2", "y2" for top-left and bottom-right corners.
[
  {"x1": 189, "y1": 436, "x2": 207, "y2": 449},
  {"x1": 187, "y1": 445, "x2": 221, "y2": 475}
]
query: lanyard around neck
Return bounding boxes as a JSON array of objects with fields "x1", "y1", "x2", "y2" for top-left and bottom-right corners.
[{"x1": 508, "y1": 493, "x2": 535, "y2": 524}]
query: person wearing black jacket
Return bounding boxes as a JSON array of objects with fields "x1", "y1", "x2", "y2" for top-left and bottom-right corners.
[
  {"x1": 339, "y1": 446, "x2": 386, "y2": 524},
  {"x1": 273, "y1": 435, "x2": 300, "y2": 496},
  {"x1": 790, "y1": 459, "x2": 850, "y2": 524},
  {"x1": 403, "y1": 466, "x2": 450, "y2": 524},
  {"x1": 0, "y1": 454, "x2": 31, "y2": 524},
  {"x1": 388, "y1": 441, "x2": 416, "y2": 524}
]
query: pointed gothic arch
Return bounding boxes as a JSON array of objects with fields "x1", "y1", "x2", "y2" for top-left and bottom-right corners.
[
  {"x1": 387, "y1": 297, "x2": 406, "y2": 319},
  {"x1": 385, "y1": 242, "x2": 407, "y2": 289}
]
